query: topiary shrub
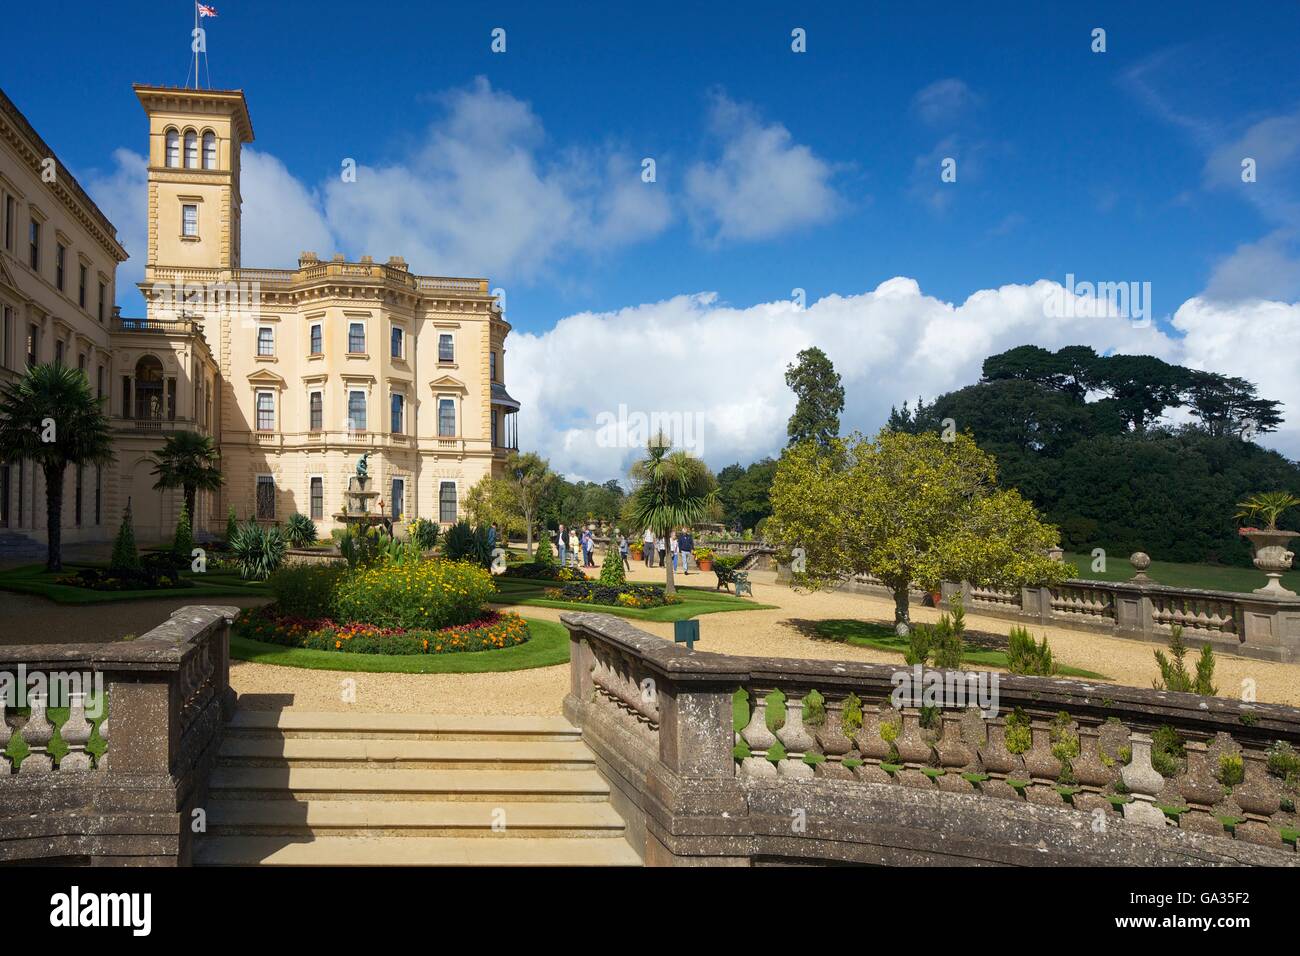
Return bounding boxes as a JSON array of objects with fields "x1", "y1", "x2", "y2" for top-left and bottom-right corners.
[
  {"x1": 599, "y1": 545, "x2": 626, "y2": 587},
  {"x1": 172, "y1": 507, "x2": 194, "y2": 562},
  {"x1": 1008, "y1": 626, "x2": 1057, "y2": 676},
  {"x1": 229, "y1": 522, "x2": 287, "y2": 580},
  {"x1": 110, "y1": 507, "x2": 141, "y2": 573},
  {"x1": 333, "y1": 558, "x2": 495, "y2": 630},
  {"x1": 225, "y1": 505, "x2": 239, "y2": 545},
  {"x1": 285, "y1": 512, "x2": 318, "y2": 548},
  {"x1": 268, "y1": 564, "x2": 345, "y2": 618},
  {"x1": 534, "y1": 535, "x2": 555, "y2": 567}
]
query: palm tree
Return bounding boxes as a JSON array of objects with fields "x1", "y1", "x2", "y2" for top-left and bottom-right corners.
[
  {"x1": 627, "y1": 433, "x2": 717, "y2": 596},
  {"x1": 151, "y1": 430, "x2": 224, "y2": 528},
  {"x1": 0, "y1": 364, "x2": 115, "y2": 571}
]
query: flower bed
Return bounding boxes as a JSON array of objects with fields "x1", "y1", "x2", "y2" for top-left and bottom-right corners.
[
  {"x1": 55, "y1": 553, "x2": 193, "y2": 592},
  {"x1": 543, "y1": 581, "x2": 682, "y2": 609},
  {"x1": 235, "y1": 605, "x2": 531, "y2": 656},
  {"x1": 332, "y1": 558, "x2": 496, "y2": 630},
  {"x1": 501, "y1": 562, "x2": 587, "y2": 582}
]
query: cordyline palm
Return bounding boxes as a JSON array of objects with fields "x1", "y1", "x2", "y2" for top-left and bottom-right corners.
[
  {"x1": 152, "y1": 430, "x2": 224, "y2": 526},
  {"x1": 627, "y1": 436, "x2": 717, "y2": 596},
  {"x1": 0, "y1": 364, "x2": 115, "y2": 571},
  {"x1": 1235, "y1": 491, "x2": 1300, "y2": 531}
]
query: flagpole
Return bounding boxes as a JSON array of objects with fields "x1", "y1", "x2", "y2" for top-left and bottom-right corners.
[{"x1": 193, "y1": 1, "x2": 199, "y2": 89}]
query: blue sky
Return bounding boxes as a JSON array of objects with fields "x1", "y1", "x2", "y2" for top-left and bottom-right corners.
[{"x1": 5, "y1": 1, "x2": 1300, "y2": 478}]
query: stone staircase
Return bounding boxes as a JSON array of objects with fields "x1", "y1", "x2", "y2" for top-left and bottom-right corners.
[
  {"x1": 0, "y1": 531, "x2": 43, "y2": 561},
  {"x1": 194, "y1": 709, "x2": 642, "y2": 866}
]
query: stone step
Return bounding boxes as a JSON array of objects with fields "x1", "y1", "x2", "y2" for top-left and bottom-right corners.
[
  {"x1": 194, "y1": 835, "x2": 643, "y2": 867},
  {"x1": 217, "y1": 736, "x2": 595, "y2": 770},
  {"x1": 205, "y1": 799, "x2": 626, "y2": 837},
  {"x1": 227, "y1": 710, "x2": 579, "y2": 742},
  {"x1": 207, "y1": 766, "x2": 612, "y2": 802}
]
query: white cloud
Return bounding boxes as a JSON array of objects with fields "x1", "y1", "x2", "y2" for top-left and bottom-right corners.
[
  {"x1": 241, "y1": 149, "x2": 334, "y2": 267},
  {"x1": 912, "y1": 78, "x2": 981, "y2": 126},
  {"x1": 684, "y1": 91, "x2": 841, "y2": 242},
  {"x1": 322, "y1": 77, "x2": 671, "y2": 279},
  {"x1": 83, "y1": 148, "x2": 148, "y2": 294},
  {"x1": 510, "y1": 277, "x2": 1206, "y2": 482}
]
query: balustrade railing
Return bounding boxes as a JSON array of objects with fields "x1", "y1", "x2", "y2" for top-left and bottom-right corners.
[
  {"x1": 563, "y1": 611, "x2": 1300, "y2": 866},
  {"x1": 0, "y1": 605, "x2": 236, "y2": 864}
]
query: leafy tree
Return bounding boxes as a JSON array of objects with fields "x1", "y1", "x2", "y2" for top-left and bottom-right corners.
[
  {"x1": 0, "y1": 364, "x2": 115, "y2": 571},
  {"x1": 503, "y1": 451, "x2": 556, "y2": 555},
  {"x1": 464, "y1": 475, "x2": 523, "y2": 539},
  {"x1": 626, "y1": 434, "x2": 718, "y2": 596},
  {"x1": 150, "y1": 431, "x2": 224, "y2": 533},
  {"x1": 785, "y1": 346, "x2": 845, "y2": 449},
  {"x1": 1184, "y1": 370, "x2": 1284, "y2": 438},
  {"x1": 770, "y1": 429, "x2": 1070, "y2": 632},
  {"x1": 716, "y1": 457, "x2": 777, "y2": 531}
]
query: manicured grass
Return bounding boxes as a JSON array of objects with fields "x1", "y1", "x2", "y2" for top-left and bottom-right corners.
[
  {"x1": 812, "y1": 619, "x2": 1109, "y2": 679},
  {"x1": 1062, "y1": 551, "x2": 1297, "y2": 594},
  {"x1": 230, "y1": 616, "x2": 569, "y2": 673},
  {"x1": 490, "y1": 577, "x2": 774, "y2": 622},
  {"x1": 0, "y1": 562, "x2": 269, "y2": 604}
]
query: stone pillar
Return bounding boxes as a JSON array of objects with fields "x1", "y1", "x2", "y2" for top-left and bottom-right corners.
[
  {"x1": 1237, "y1": 596, "x2": 1300, "y2": 663},
  {"x1": 656, "y1": 680, "x2": 734, "y2": 778}
]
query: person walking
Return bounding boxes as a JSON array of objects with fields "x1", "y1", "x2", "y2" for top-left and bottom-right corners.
[
  {"x1": 643, "y1": 528, "x2": 655, "y2": 568},
  {"x1": 569, "y1": 527, "x2": 580, "y2": 568},
  {"x1": 581, "y1": 529, "x2": 594, "y2": 567},
  {"x1": 679, "y1": 527, "x2": 694, "y2": 575},
  {"x1": 670, "y1": 532, "x2": 679, "y2": 572},
  {"x1": 657, "y1": 533, "x2": 667, "y2": 568},
  {"x1": 556, "y1": 523, "x2": 567, "y2": 567},
  {"x1": 619, "y1": 533, "x2": 630, "y2": 570}
]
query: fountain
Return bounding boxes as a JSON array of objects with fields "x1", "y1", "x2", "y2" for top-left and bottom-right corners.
[{"x1": 334, "y1": 453, "x2": 390, "y2": 535}]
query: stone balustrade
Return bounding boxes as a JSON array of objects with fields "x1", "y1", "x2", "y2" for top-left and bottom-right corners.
[
  {"x1": 562, "y1": 611, "x2": 1300, "y2": 866},
  {"x1": 940, "y1": 578, "x2": 1300, "y2": 662},
  {"x1": 0, "y1": 605, "x2": 236, "y2": 865}
]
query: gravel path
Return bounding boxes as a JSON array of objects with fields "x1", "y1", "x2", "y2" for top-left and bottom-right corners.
[{"x1": 231, "y1": 563, "x2": 1300, "y2": 714}]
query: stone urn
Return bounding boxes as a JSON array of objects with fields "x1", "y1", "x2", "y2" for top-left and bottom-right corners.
[
  {"x1": 1239, "y1": 528, "x2": 1298, "y2": 596},
  {"x1": 1129, "y1": 551, "x2": 1152, "y2": 582}
]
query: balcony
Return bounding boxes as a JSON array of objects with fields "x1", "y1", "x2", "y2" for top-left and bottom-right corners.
[{"x1": 113, "y1": 411, "x2": 202, "y2": 435}]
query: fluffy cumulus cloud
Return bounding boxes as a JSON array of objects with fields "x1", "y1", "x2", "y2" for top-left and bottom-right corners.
[
  {"x1": 509, "y1": 277, "x2": 1205, "y2": 482},
  {"x1": 684, "y1": 91, "x2": 842, "y2": 242},
  {"x1": 83, "y1": 148, "x2": 149, "y2": 292},
  {"x1": 321, "y1": 78, "x2": 671, "y2": 279}
]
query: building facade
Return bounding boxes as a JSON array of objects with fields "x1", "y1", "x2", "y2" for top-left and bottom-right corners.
[
  {"x1": 0, "y1": 83, "x2": 519, "y2": 548},
  {"x1": 0, "y1": 88, "x2": 128, "y2": 547}
]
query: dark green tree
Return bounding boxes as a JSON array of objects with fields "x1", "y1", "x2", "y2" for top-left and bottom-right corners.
[{"x1": 785, "y1": 347, "x2": 845, "y2": 448}]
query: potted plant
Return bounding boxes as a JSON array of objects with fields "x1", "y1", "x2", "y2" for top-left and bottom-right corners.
[
  {"x1": 695, "y1": 547, "x2": 715, "y2": 573},
  {"x1": 630, "y1": 541, "x2": 643, "y2": 560},
  {"x1": 1235, "y1": 491, "x2": 1300, "y2": 596}
]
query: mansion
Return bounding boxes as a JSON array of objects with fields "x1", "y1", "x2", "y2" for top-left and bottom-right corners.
[{"x1": 0, "y1": 83, "x2": 519, "y2": 546}]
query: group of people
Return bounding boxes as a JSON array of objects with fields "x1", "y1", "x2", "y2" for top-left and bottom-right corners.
[
  {"x1": 554, "y1": 523, "x2": 598, "y2": 568},
  {"x1": 639, "y1": 527, "x2": 696, "y2": 574},
  {"x1": 550, "y1": 524, "x2": 697, "y2": 574}
]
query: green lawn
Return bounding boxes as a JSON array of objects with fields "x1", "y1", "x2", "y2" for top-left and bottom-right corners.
[
  {"x1": 812, "y1": 619, "x2": 1109, "y2": 680},
  {"x1": 230, "y1": 616, "x2": 569, "y2": 673},
  {"x1": 1062, "y1": 551, "x2": 1295, "y2": 594},
  {"x1": 490, "y1": 578, "x2": 774, "y2": 622},
  {"x1": 0, "y1": 563, "x2": 269, "y2": 604}
]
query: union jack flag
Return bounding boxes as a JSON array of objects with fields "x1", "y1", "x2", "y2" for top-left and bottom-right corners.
[{"x1": 198, "y1": 3, "x2": 218, "y2": 17}]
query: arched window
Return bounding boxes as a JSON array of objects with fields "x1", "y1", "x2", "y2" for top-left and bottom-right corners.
[
  {"x1": 133, "y1": 355, "x2": 165, "y2": 421},
  {"x1": 165, "y1": 129, "x2": 180, "y2": 167},
  {"x1": 202, "y1": 131, "x2": 217, "y2": 170},
  {"x1": 184, "y1": 130, "x2": 199, "y2": 168}
]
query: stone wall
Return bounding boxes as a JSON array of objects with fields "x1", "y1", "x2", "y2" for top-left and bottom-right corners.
[
  {"x1": 562, "y1": 612, "x2": 1300, "y2": 866},
  {"x1": 0, "y1": 605, "x2": 236, "y2": 865}
]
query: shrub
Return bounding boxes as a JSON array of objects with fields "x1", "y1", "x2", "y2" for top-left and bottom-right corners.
[
  {"x1": 443, "y1": 521, "x2": 476, "y2": 562},
  {"x1": 109, "y1": 508, "x2": 141, "y2": 573},
  {"x1": 841, "y1": 693, "x2": 863, "y2": 738},
  {"x1": 548, "y1": 580, "x2": 680, "y2": 608},
  {"x1": 534, "y1": 535, "x2": 555, "y2": 567},
  {"x1": 1216, "y1": 753, "x2": 1245, "y2": 789},
  {"x1": 225, "y1": 506, "x2": 239, "y2": 545},
  {"x1": 1049, "y1": 711, "x2": 1080, "y2": 781},
  {"x1": 1007, "y1": 626, "x2": 1057, "y2": 676},
  {"x1": 1150, "y1": 724, "x2": 1186, "y2": 777},
  {"x1": 1004, "y1": 708, "x2": 1032, "y2": 755},
  {"x1": 1153, "y1": 625, "x2": 1218, "y2": 695},
  {"x1": 229, "y1": 522, "x2": 287, "y2": 580},
  {"x1": 332, "y1": 558, "x2": 494, "y2": 630},
  {"x1": 285, "y1": 512, "x2": 318, "y2": 548},
  {"x1": 599, "y1": 545, "x2": 626, "y2": 586},
  {"x1": 408, "y1": 518, "x2": 439, "y2": 552},
  {"x1": 268, "y1": 564, "x2": 344, "y2": 618},
  {"x1": 172, "y1": 507, "x2": 194, "y2": 562},
  {"x1": 903, "y1": 626, "x2": 932, "y2": 666},
  {"x1": 1266, "y1": 741, "x2": 1300, "y2": 791}
]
